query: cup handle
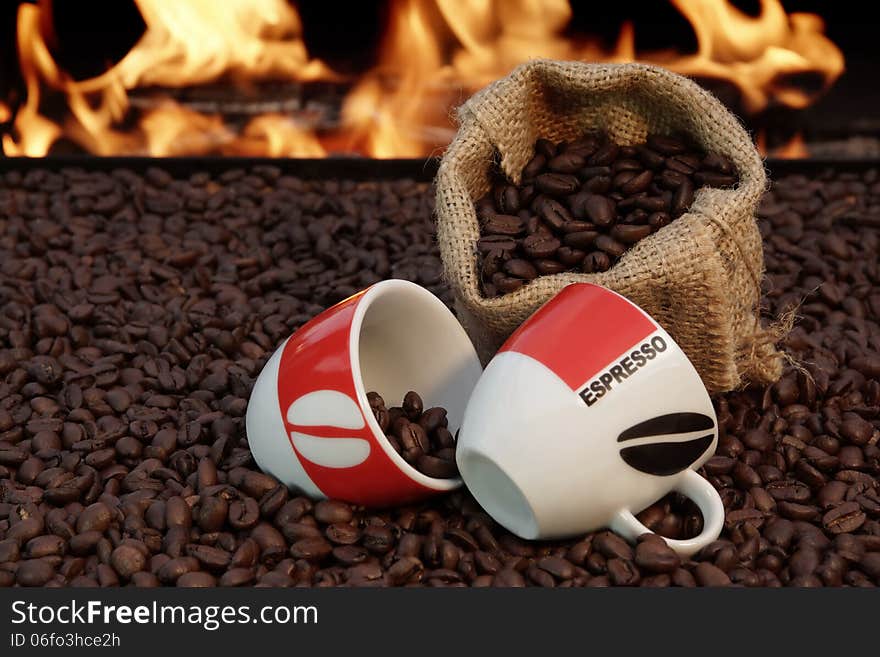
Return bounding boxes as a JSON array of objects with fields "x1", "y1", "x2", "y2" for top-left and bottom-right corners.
[{"x1": 609, "y1": 469, "x2": 725, "y2": 558}]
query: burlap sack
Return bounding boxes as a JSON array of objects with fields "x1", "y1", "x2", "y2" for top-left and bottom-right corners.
[{"x1": 435, "y1": 60, "x2": 783, "y2": 394}]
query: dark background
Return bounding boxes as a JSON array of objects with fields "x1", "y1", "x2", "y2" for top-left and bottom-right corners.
[{"x1": 0, "y1": 0, "x2": 876, "y2": 148}]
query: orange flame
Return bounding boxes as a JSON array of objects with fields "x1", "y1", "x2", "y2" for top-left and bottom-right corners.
[
  {"x1": 2, "y1": 0, "x2": 844, "y2": 158},
  {"x1": 760, "y1": 131, "x2": 810, "y2": 159}
]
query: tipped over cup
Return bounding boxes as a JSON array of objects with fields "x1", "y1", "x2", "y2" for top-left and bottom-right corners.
[
  {"x1": 456, "y1": 283, "x2": 724, "y2": 556},
  {"x1": 247, "y1": 279, "x2": 483, "y2": 507}
]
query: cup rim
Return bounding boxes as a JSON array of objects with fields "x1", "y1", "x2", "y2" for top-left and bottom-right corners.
[{"x1": 349, "y1": 279, "x2": 467, "y2": 492}]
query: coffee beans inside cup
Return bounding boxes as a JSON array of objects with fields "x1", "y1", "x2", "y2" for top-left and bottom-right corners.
[
  {"x1": 367, "y1": 391, "x2": 458, "y2": 479},
  {"x1": 475, "y1": 132, "x2": 739, "y2": 297}
]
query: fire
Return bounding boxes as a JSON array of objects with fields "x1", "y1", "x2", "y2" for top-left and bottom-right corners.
[
  {"x1": 759, "y1": 131, "x2": 810, "y2": 159},
  {"x1": 660, "y1": 0, "x2": 844, "y2": 112},
  {"x1": 2, "y1": 0, "x2": 844, "y2": 158}
]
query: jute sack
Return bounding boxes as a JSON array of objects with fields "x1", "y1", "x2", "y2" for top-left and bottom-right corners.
[{"x1": 435, "y1": 60, "x2": 783, "y2": 394}]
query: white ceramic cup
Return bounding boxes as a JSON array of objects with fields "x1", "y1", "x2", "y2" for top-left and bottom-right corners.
[{"x1": 456, "y1": 283, "x2": 724, "y2": 556}]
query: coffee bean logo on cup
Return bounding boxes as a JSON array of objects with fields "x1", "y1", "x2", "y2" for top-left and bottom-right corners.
[{"x1": 456, "y1": 283, "x2": 724, "y2": 556}]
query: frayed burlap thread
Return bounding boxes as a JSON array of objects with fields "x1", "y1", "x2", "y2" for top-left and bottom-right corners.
[{"x1": 435, "y1": 60, "x2": 784, "y2": 394}]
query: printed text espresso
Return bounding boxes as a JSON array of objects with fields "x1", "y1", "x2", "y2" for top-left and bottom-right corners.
[{"x1": 579, "y1": 335, "x2": 668, "y2": 406}]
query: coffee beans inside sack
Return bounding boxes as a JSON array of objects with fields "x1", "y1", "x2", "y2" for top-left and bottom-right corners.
[
  {"x1": 476, "y1": 131, "x2": 738, "y2": 297},
  {"x1": 436, "y1": 60, "x2": 786, "y2": 393}
]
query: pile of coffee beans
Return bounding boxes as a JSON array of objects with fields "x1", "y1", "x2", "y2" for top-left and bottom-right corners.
[
  {"x1": 367, "y1": 391, "x2": 457, "y2": 478},
  {"x1": 475, "y1": 133, "x2": 739, "y2": 296},
  {"x1": 0, "y1": 162, "x2": 878, "y2": 587}
]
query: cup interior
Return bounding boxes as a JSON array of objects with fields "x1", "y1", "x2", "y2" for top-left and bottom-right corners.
[
  {"x1": 460, "y1": 451, "x2": 540, "y2": 539},
  {"x1": 352, "y1": 280, "x2": 482, "y2": 483}
]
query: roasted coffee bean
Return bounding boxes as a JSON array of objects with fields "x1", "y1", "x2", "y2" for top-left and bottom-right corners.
[
  {"x1": 416, "y1": 455, "x2": 458, "y2": 479},
  {"x1": 823, "y1": 502, "x2": 867, "y2": 534},
  {"x1": 477, "y1": 235, "x2": 516, "y2": 253},
  {"x1": 313, "y1": 500, "x2": 353, "y2": 525},
  {"x1": 536, "y1": 173, "x2": 580, "y2": 196},
  {"x1": 157, "y1": 557, "x2": 199, "y2": 584},
  {"x1": 24, "y1": 535, "x2": 65, "y2": 559},
  {"x1": 539, "y1": 198, "x2": 572, "y2": 229},
  {"x1": 594, "y1": 235, "x2": 626, "y2": 258},
  {"x1": 634, "y1": 536, "x2": 680, "y2": 573},
  {"x1": 694, "y1": 562, "x2": 731, "y2": 587},
  {"x1": 523, "y1": 233, "x2": 561, "y2": 259},
  {"x1": 187, "y1": 545, "x2": 231, "y2": 570},
  {"x1": 503, "y1": 259, "x2": 538, "y2": 280},
  {"x1": 594, "y1": 532, "x2": 633, "y2": 561},
  {"x1": 583, "y1": 194, "x2": 616, "y2": 226},
  {"x1": 482, "y1": 214, "x2": 525, "y2": 236},
  {"x1": 177, "y1": 572, "x2": 217, "y2": 587},
  {"x1": 110, "y1": 545, "x2": 147, "y2": 579},
  {"x1": 563, "y1": 231, "x2": 599, "y2": 250},
  {"x1": 387, "y1": 556, "x2": 424, "y2": 585},
  {"x1": 647, "y1": 134, "x2": 687, "y2": 155},
  {"x1": 16, "y1": 559, "x2": 56, "y2": 587},
  {"x1": 76, "y1": 503, "x2": 112, "y2": 534},
  {"x1": 402, "y1": 391, "x2": 423, "y2": 421},
  {"x1": 610, "y1": 224, "x2": 652, "y2": 244},
  {"x1": 607, "y1": 558, "x2": 640, "y2": 586}
]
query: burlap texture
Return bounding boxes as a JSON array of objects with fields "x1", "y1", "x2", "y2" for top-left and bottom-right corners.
[{"x1": 435, "y1": 60, "x2": 783, "y2": 394}]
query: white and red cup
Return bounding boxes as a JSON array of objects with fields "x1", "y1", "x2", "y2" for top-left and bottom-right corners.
[
  {"x1": 456, "y1": 283, "x2": 724, "y2": 556},
  {"x1": 246, "y1": 279, "x2": 483, "y2": 507}
]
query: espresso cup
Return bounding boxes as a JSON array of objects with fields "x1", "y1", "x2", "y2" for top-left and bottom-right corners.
[
  {"x1": 247, "y1": 279, "x2": 483, "y2": 507},
  {"x1": 456, "y1": 283, "x2": 723, "y2": 556}
]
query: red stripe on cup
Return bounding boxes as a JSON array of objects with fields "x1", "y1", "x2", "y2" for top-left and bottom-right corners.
[
  {"x1": 275, "y1": 290, "x2": 437, "y2": 506},
  {"x1": 499, "y1": 283, "x2": 656, "y2": 390}
]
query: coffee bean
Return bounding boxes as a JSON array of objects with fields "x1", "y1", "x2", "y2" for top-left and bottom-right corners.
[
  {"x1": 607, "y1": 558, "x2": 640, "y2": 586},
  {"x1": 76, "y1": 503, "x2": 112, "y2": 533},
  {"x1": 536, "y1": 556, "x2": 574, "y2": 580},
  {"x1": 25, "y1": 535, "x2": 65, "y2": 559},
  {"x1": 610, "y1": 224, "x2": 652, "y2": 244},
  {"x1": 594, "y1": 531, "x2": 633, "y2": 561},
  {"x1": 503, "y1": 259, "x2": 538, "y2": 280},
  {"x1": 416, "y1": 454, "x2": 458, "y2": 479},
  {"x1": 157, "y1": 557, "x2": 200, "y2": 584},
  {"x1": 482, "y1": 214, "x2": 525, "y2": 236},
  {"x1": 694, "y1": 562, "x2": 731, "y2": 587},
  {"x1": 110, "y1": 545, "x2": 147, "y2": 579},
  {"x1": 522, "y1": 233, "x2": 561, "y2": 259},
  {"x1": 595, "y1": 235, "x2": 626, "y2": 258},
  {"x1": 582, "y1": 194, "x2": 615, "y2": 227},
  {"x1": 402, "y1": 391, "x2": 423, "y2": 421},
  {"x1": 186, "y1": 545, "x2": 231, "y2": 570},
  {"x1": 588, "y1": 142, "x2": 619, "y2": 166},
  {"x1": 536, "y1": 173, "x2": 580, "y2": 196},
  {"x1": 823, "y1": 502, "x2": 867, "y2": 534},
  {"x1": 548, "y1": 153, "x2": 585, "y2": 174},
  {"x1": 16, "y1": 559, "x2": 56, "y2": 587},
  {"x1": 672, "y1": 178, "x2": 695, "y2": 217},
  {"x1": 634, "y1": 536, "x2": 680, "y2": 573},
  {"x1": 387, "y1": 556, "x2": 424, "y2": 585},
  {"x1": 647, "y1": 134, "x2": 687, "y2": 155},
  {"x1": 563, "y1": 231, "x2": 599, "y2": 250},
  {"x1": 494, "y1": 568, "x2": 527, "y2": 587},
  {"x1": 621, "y1": 170, "x2": 653, "y2": 195},
  {"x1": 177, "y1": 572, "x2": 216, "y2": 587}
]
